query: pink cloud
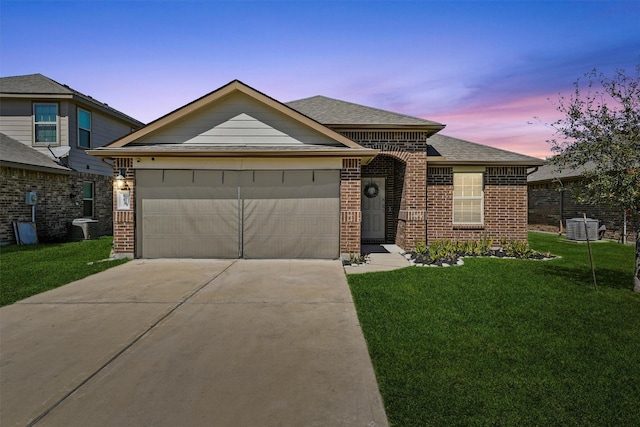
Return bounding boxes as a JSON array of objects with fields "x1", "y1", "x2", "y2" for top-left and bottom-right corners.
[{"x1": 427, "y1": 94, "x2": 563, "y2": 159}]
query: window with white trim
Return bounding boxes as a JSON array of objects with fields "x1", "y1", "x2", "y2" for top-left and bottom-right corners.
[
  {"x1": 34, "y1": 103, "x2": 58, "y2": 144},
  {"x1": 82, "y1": 182, "x2": 94, "y2": 218},
  {"x1": 78, "y1": 108, "x2": 92, "y2": 148},
  {"x1": 453, "y1": 172, "x2": 484, "y2": 224}
]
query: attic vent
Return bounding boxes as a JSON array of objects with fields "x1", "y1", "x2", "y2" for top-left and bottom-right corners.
[{"x1": 566, "y1": 218, "x2": 599, "y2": 241}]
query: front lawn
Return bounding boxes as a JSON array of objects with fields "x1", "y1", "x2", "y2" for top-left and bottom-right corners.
[
  {"x1": 0, "y1": 237, "x2": 128, "y2": 306},
  {"x1": 348, "y1": 233, "x2": 639, "y2": 426}
]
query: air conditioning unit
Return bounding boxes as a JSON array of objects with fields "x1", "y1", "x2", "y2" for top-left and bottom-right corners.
[{"x1": 566, "y1": 218, "x2": 599, "y2": 241}]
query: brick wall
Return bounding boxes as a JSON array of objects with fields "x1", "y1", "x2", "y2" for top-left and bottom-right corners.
[
  {"x1": 340, "y1": 158, "x2": 361, "y2": 255},
  {"x1": 339, "y1": 131, "x2": 430, "y2": 152},
  {"x1": 426, "y1": 166, "x2": 529, "y2": 244},
  {"x1": 111, "y1": 158, "x2": 135, "y2": 257},
  {"x1": 1, "y1": 166, "x2": 112, "y2": 243},
  {"x1": 400, "y1": 154, "x2": 427, "y2": 250},
  {"x1": 528, "y1": 180, "x2": 638, "y2": 242}
]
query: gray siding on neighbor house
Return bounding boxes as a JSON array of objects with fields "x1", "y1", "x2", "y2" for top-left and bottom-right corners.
[
  {"x1": 134, "y1": 92, "x2": 341, "y2": 147},
  {"x1": 0, "y1": 98, "x2": 70, "y2": 147},
  {"x1": 1, "y1": 99, "x2": 135, "y2": 176},
  {"x1": 67, "y1": 105, "x2": 134, "y2": 176}
]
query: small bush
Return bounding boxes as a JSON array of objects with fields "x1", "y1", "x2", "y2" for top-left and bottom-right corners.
[{"x1": 410, "y1": 236, "x2": 549, "y2": 266}]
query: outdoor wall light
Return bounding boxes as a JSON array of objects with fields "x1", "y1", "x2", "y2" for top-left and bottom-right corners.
[
  {"x1": 115, "y1": 174, "x2": 126, "y2": 188},
  {"x1": 115, "y1": 169, "x2": 129, "y2": 190}
]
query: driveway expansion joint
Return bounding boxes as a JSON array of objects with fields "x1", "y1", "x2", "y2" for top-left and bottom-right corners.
[{"x1": 28, "y1": 260, "x2": 238, "y2": 427}]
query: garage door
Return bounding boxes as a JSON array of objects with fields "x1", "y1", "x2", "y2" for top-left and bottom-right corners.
[{"x1": 136, "y1": 169, "x2": 340, "y2": 259}]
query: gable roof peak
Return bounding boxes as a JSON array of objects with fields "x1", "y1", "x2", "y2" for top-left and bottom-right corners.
[{"x1": 98, "y1": 79, "x2": 369, "y2": 152}]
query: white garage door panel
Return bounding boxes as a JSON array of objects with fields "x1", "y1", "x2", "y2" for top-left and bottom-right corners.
[
  {"x1": 243, "y1": 198, "x2": 340, "y2": 259},
  {"x1": 142, "y1": 199, "x2": 238, "y2": 258}
]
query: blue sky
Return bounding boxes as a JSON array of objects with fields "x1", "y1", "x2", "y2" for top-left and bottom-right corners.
[{"x1": 1, "y1": 0, "x2": 639, "y2": 158}]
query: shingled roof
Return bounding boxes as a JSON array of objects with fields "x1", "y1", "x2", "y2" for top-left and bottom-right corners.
[
  {"x1": 0, "y1": 133, "x2": 71, "y2": 173},
  {"x1": 0, "y1": 74, "x2": 143, "y2": 126},
  {"x1": 527, "y1": 161, "x2": 598, "y2": 182},
  {"x1": 427, "y1": 134, "x2": 544, "y2": 166},
  {"x1": 286, "y1": 95, "x2": 445, "y2": 129}
]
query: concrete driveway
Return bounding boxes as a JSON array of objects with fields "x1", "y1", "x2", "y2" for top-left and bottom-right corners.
[{"x1": 0, "y1": 259, "x2": 388, "y2": 427}]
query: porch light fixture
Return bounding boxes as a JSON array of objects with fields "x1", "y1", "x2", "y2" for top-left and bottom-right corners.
[{"x1": 115, "y1": 169, "x2": 129, "y2": 190}]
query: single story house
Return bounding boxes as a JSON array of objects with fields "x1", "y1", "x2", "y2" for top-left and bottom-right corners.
[
  {"x1": 528, "y1": 162, "x2": 637, "y2": 242},
  {"x1": 89, "y1": 80, "x2": 544, "y2": 259}
]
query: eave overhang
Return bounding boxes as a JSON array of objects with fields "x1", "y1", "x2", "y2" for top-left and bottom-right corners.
[
  {"x1": 0, "y1": 160, "x2": 72, "y2": 175},
  {"x1": 329, "y1": 124, "x2": 445, "y2": 135},
  {"x1": 0, "y1": 93, "x2": 143, "y2": 128},
  {"x1": 425, "y1": 158, "x2": 546, "y2": 167},
  {"x1": 87, "y1": 147, "x2": 380, "y2": 165}
]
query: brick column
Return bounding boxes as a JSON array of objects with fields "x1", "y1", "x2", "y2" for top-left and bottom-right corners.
[
  {"x1": 341, "y1": 158, "x2": 361, "y2": 256},
  {"x1": 399, "y1": 153, "x2": 427, "y2": 251},
  {"x1": 112, "y1": 158, "x2": 135, "y2": 258}
]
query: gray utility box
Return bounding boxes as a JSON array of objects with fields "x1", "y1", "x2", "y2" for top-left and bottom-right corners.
[
  {"x1": 69, "y1": 218, "x2": 99, "y2": 241},
  {"x1": 566, "y1": 218, "x2": 599, "y2": 241}
]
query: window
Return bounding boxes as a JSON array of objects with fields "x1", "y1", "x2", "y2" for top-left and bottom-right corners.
[
  {"x1": 453, "y1": 172, "x2": 484, "y2": 224},
  {"x1": 78, "y1": 108, "x2": 92, "y2": 148},
  {"x1": 82, "y1": 182, "x2": 94, "y2": 217},
  {"x1": 34, "y1": 103, "x2": 58, "y2": 144}
]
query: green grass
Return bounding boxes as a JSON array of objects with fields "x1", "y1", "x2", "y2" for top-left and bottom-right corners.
[
  {"x1": 0, "y1": 237, "x2": 128, "y2": 306},
  {"x1": 349, "y1": 233, "x2": 640, "y2": 426}
]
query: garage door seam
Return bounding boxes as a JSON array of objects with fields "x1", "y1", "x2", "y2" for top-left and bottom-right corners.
[{"x1": 28, "y1": 260, "x2": 238, "y2": 427}]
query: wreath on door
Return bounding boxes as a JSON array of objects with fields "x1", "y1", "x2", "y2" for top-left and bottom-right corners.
[{"x1": 363, "y1": 181, "x2": 380, "y2": 198}]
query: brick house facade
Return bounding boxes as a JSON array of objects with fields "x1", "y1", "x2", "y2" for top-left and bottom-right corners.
[
  {"x1": 528, "y1": 165, "x2": 637, "y2": 242},
  {"x1": 90, "y1": 80, "x2": 543, "y2": 259},
  {"x1": 0, "y1": 164, "x2": 113, "y2": 242}
]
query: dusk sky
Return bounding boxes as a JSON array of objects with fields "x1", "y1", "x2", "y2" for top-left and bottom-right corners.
[{"x1": 1, "y1": 1, "x2": 639, "y2": 159}]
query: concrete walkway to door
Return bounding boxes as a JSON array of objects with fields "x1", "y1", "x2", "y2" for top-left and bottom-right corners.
[{"x1": 0, "y1": 259, "x2": 388, "y2": 427}]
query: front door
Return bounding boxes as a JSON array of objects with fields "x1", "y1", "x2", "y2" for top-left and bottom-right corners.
[{"x1": 361, "y1": 177, "x2": 385, "y2": 240}]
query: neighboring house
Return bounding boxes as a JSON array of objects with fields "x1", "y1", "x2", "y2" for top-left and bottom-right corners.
[
  {"x1": 89, "y1": 80, "x2": 543, "y2": 259},
  {"x1": 0, "y1": 74, "x2": 143, "y2": 243},
  {"x1": 528, "y1": 162, "x2": 637, "y2": 242}
]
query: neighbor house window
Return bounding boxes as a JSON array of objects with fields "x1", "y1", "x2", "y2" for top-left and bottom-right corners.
[
  {"x1": 78, "y1": 108, "x2": 92, "y2": 148},
  {"x1": 453, "y1": 172, "x2": 484, "y2": 224},
  {"x1": 34, "y1": 103, "x2": 58, "y2": 144},
  {"x1": 83, "y1": 182, "x2": 94, "y2": 217}
]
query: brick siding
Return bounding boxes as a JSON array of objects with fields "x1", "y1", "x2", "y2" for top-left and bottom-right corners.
[
  {"x1": 1, "y1": 166, "x2": 112, "y2": 243},
  {"x1": 111, "y1": 158, "x2": 135, "y2": 257},
  {"x1": 340, "y1": 158, "x2": 362, "y2": 255},
  {"x1": 427, "y1": 166, "x2": 529, "y2": 244},
  {"x1": 528, "y1": 179, "x2": 638, "y2": 242}
]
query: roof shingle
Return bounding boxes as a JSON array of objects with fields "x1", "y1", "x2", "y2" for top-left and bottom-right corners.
[
  {"x1": 0, "y1": 133, "x2": 71, "y2": 173},
  {"x1": 428, "y1": 134, "x2": 544, "y2": 166},
  {"x1": 286, "y1": 95, "x2": 444, "y2": 128}
]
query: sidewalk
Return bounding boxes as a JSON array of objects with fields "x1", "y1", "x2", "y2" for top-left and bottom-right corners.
[{"x1": 344, "y1": 244, "x2": 411, "y2": 275}]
